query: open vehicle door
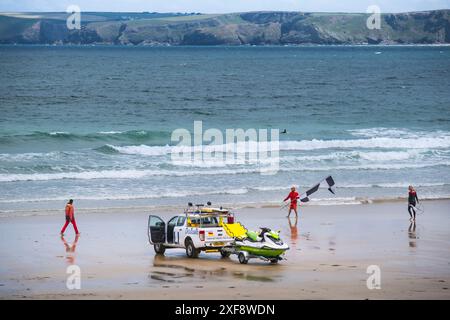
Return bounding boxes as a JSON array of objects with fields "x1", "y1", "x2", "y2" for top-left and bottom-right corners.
[{"x1": 148, "y1": 215, "x2": 166, "y2": 244}]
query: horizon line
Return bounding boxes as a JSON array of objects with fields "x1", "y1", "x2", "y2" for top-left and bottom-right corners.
[{"x1": 1, "y1": 8, "x2": 450, "y2": 15}]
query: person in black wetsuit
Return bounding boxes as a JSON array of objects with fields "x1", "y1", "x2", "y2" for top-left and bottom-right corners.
[{"x1": 408, "y1": 185, "x2": 419, "y2": 221}]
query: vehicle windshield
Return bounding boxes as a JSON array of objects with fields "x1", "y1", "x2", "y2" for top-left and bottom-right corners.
[{"x1": 189, "y1": 216, "x2": 219, "y2": 227}]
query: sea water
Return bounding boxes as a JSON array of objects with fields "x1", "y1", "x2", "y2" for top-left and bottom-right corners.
[{"x1": 0, "y1": 45, "x2": 449, "y2": 213}]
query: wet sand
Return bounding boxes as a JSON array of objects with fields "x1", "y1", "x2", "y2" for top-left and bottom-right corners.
[{"x1": 0, "y1": 200, "x2": 449, "y2": 299}]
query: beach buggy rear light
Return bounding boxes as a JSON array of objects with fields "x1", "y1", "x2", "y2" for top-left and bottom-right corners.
[{"x1": 199, "y1": 230, "x2": 205, "y2": 241}]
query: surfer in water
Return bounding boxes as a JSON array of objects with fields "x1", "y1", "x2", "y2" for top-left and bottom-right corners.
[
  {"x1": 408, "y1": 186, "x2": 419, "y2": 221},
  {"x1": 284, "y1": 186, "x2": 300, "y2": 218}
]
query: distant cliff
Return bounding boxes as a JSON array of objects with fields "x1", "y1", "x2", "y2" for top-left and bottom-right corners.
[{"x1": 1, "y1": 10, "x2": 449, "y2": 45}]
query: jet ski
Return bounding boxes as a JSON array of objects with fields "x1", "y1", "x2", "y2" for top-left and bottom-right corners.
[{"x1": 233, "y1": 227, "x2": 289, "y2": 264}]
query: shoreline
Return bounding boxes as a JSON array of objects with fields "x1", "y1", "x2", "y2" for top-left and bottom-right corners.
[{"x1": 1, "y1": 197, "x2": 449, "y2": 218}]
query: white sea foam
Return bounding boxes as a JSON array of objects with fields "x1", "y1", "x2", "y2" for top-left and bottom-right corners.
[
  {"x1": 305, "y1": 162, "x2": 450, "y2": 171},
  {"x1": 336, "y1": 182, "x2": 449, "y2": 188},
  {"x1": 105, "y1": 134, "x2": 450, "y2": 157},
  {"x1": 0, "y1": 168, "x2": 258, "y2": 182},
  {"x1": 252, "y1": 186, "x2": 288, "y2": 192},
  {"x1": 357, "y1": 151, "x2": 416, "y2": 161},
  {"x1": 348, "y1": 128, "x2": 415, "y2": 138},
  {"x1": 98, "y1": 131, "x2": 123, "y2": 134},
  {"x1": 0, "y1": 188, "x2": 250, "y2": 203},
  {"x1": 109, "y1": 141, "x2": 276, "y2": 156},
  {"x1": 349, "y1": 128, "x2": 450, "y2": 139},
  {"x1": 252, "y1": 182, "x2": 449, "y2": 192},
  {"x1": 1, "y1": 160, "x2": 448, "y2": 182},
  {"x1": 0, "y1": 170, "x2": 150, "y2": 182},
  {"x1": 279, "y1": 136, "x2": 450, "y2": 151},
  {"x1": 0, "y1": 148, "x2": 435, "y2": 170},
  {"x1": 48, "y1": 131, "x2": 70, "y2": 136},
  {"x1": 110, "y1": 144, "x2": 171, "y2": 156},
  {"x1": 282, "y1": 150, "x2": 420, "y2": 162},
  {"x1": 0, "y1": 151, "x2": 63, "y2": 161}
]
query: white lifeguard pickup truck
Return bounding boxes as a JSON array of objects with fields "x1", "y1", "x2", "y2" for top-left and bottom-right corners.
[{"x1": 147, "y1": 203, "x2": 235, "y2": 258}]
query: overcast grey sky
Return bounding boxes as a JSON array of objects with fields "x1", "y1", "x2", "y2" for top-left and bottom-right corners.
[{"x1": 1, "y1": 0, "x2": 449, "y2": 13}]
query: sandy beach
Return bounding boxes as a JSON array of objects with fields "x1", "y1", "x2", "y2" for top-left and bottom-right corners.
[{"x1": 0, "y1": 200, "x2": 449, "y2": 300}]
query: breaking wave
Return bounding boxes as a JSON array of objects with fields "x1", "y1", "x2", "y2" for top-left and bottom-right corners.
[
  {"x1": 0, "y1": 187, "x2": 249, "y2": 203},
  {"x1": 0, "y1": 130, "x2": 169, "y2": 145},
  {"x1": 1, "y1": 162, "x2": 449, "y2": 182},
  {"x1": 98, "y1": 134, "x2": 450, "y2": 157}
]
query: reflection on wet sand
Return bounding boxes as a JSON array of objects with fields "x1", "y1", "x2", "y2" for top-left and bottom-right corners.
[
  {"x1": 288, "y1": 216, "x2": 298, "y2": 244},
  {"x1": 232, "y1": 272, "x2": 274, "y2": 282},
  {"x1": 408, "y1": 221, "x2": 417, "y2": 248},
  {"x1": 61, "y1": 234, "x2": 79, "y2": 264},
  {"x1": 149, "y1": 253, "x2": 279, "y2": 285},
  {"x1": 328, "y1": 238, "x2": 336, "y2": 253}
]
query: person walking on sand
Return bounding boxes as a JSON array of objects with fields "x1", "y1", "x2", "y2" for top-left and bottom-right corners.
[
  {"x1": 408, "y1": 185, "x2": 419, "y2": 221},
  {"x1": 61, "y1": 199, "x2": 80, "y2": 235},
  {"x1": 284, "y1": 186, "x2": 300, "y2": 218}
]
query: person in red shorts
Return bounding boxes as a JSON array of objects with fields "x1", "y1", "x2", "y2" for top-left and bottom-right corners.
[
  {"x1": 284, "y1": 186, "x2": 300, "y2": 218},
  {"x1": 60, "y1": 199, "x2": 80, "y2": 235}
]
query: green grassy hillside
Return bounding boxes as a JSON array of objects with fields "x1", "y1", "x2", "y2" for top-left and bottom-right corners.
[{"x1": 0, "y1": 10, "x2": 449, "y2": 45}]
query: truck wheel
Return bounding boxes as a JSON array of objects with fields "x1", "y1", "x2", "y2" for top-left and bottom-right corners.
[
  {"x1": 238, "y1": 252, "x2": 248, "y2": 264},
  {"x1": 270, "y1": 258, "x2": 278, "y2": 264},
  {"x1": 220, "y1": 249, "x2": 231, "y2": 258},
  {"x1": 154, "y1": 243, "x2": 166, "y2": 255},
  {"x1": 186, "y1": 239, "x2": 199, "y2": 258}
]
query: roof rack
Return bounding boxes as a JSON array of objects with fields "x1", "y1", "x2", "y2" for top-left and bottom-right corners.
[{"x1": 184, "y1": 201, "x2": 229, "y2": 215}]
